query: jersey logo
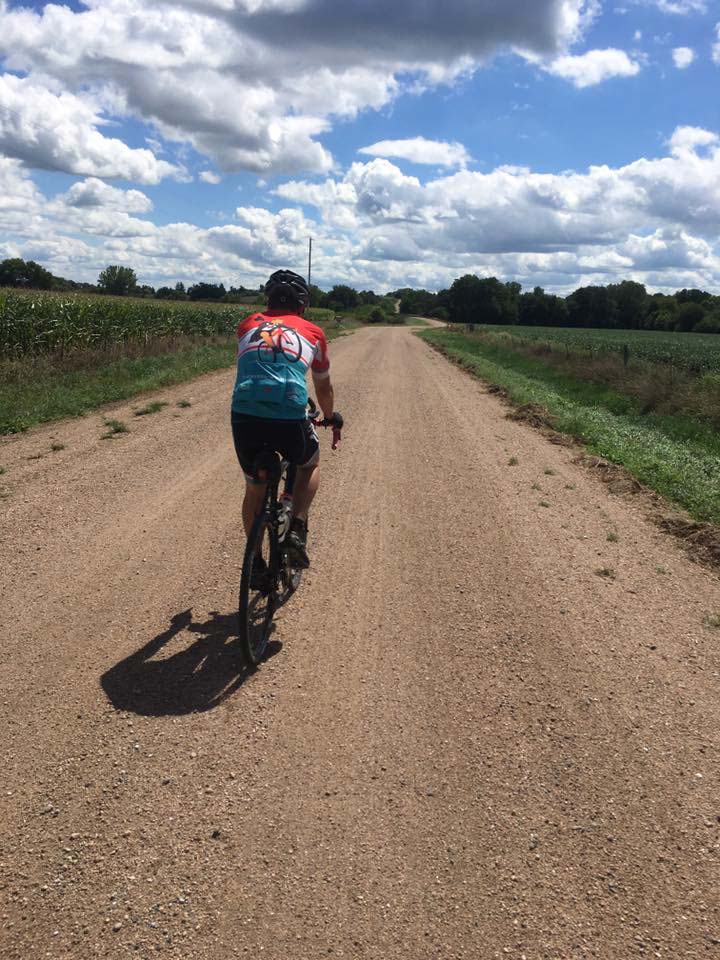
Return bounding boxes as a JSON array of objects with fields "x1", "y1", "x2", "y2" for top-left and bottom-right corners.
[{"x1": 248, "y1": 321, "x2": 303, "y2": 364}]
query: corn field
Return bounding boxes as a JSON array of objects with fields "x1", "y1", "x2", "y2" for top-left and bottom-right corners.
[
  {"x1": 0, "y1": 290, "x2": 338, "y2": 358},
  {"x1": 0, "y1": 290, "x2": 245, "y2": 358}
]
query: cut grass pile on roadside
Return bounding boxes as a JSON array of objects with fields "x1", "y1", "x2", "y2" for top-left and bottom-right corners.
[{"x1": 420, "y1": 329, "x2": 720, "y2": 525}]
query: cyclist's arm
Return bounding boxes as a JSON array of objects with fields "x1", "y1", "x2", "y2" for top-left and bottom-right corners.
[
  {"x1": 310, "y1": 326, "x2": 334, "y2": 420},
  {"x1": 313, "y1": 371, "x2": 334, "y2": 421}
]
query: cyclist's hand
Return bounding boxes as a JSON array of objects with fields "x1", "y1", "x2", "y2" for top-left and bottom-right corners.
[{"x1": 319, "y1": 411, "x2": 343, "y2": 449}]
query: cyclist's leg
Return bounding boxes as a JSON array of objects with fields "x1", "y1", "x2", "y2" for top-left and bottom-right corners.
[
  {"x1": 292, "y1": 462, "x2": 319, "y2": 521},
  {"x1": 231, "y1": 414, "x2": 268, "y2": 538},
  {"x1": 291, "y1": 419, "x2": 320, "y2": 521},
  {"x1": 242, "y1": 479, "x2": 267, "y2": 538}
]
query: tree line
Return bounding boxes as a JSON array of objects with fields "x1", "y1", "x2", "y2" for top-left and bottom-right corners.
[
  {"x1": 1, "y1": 258, "x2": 718, "y2": 333},
  {"x1": 0, "y1": 260, "x2": 262, "y2": 304},
  {"x1": 0, "y1": 259, "x2": 388, "y2": 313},
  {"x1": 396, "y1": 276, "x2": 720, "y2": 335}
]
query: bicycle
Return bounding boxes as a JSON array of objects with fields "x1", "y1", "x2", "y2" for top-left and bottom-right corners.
[{"x1": 238, "y1": 403, "x2": 343, "y2": 667}]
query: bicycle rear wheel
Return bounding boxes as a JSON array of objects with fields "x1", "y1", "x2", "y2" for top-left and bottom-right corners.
[{"x1": 238, "y1": 510, "x2": 278, "y2": 666}]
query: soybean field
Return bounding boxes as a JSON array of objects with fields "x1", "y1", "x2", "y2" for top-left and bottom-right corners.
[{"x1": 476, "y1": 324, "x2": 720, "y2": 374}]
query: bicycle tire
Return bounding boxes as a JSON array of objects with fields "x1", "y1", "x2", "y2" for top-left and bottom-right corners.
[{"x1": 238, "y1": 509, "x2": 278, "y2": 666}]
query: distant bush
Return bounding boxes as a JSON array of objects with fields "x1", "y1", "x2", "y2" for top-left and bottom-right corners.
[
  {"x1": 694, "y1": 314, "x2": 720, "y2": 334},
  {"x1": 307, "y1": 308, "x2": 336, "y2": 324}
]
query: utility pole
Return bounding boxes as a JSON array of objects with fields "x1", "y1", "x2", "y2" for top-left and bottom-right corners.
[{"x1": 307, "y1": 237, "x2": 313, "y2": 288}]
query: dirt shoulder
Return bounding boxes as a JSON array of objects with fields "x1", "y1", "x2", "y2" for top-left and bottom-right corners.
[{"x1": 1, "y1": 327, "x2": 719, "y2": 959}]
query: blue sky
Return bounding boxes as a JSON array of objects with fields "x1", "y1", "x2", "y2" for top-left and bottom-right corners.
[{"x1": 0, "y1": 0, "x2": 718, "y2": 293}]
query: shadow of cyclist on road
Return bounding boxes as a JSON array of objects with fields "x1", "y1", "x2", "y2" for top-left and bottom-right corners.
[{"x1": 100, "y1": 608, "x2": 281, "y2": 717}]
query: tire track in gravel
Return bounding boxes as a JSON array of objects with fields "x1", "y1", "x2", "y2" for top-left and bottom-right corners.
[{"x1": 1, "y1": 326, "x2": 719, "y2": 959}]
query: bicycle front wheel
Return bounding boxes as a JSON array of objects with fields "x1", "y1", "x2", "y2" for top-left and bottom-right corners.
[{"x1": 238, "y1": 511, "x2": 278, "y2": 666}]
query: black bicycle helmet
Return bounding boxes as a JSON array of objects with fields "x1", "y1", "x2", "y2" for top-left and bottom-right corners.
[{"x1": 265, "y1": 269, "x2": 310, "y2": 308}]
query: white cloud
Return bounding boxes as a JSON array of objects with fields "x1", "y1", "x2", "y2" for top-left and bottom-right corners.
[
  {"x1": 545, "y1": 48, "x2": 642, "y2": 87},
  {"x1": 0, "y1": 74, "x2": 181, "y2": 183},
  {"x1": 0, "y1": 0, "x2": 600, "y2": 178},
  {"x1": 358, "y1": 138, "x2": 471, "y2": 169},
  {"x1": 0, "y1": 156, "x2": 44, "y2": 234},
  {"x1": 651, "y1": 0, "x2": 706, "y2": 13},
  {"x1": 60, "y1": 178, "x2": 153, "y2": 213},
  {"x1": 272, "y1": 125, "x2": 720, "y2": 288},
  {"x1": 672, "y1": 46, "x2": 695, "y2": 68},
  {"x1": 200, "y1": 171, "x2": 222, "y2": 184},
  {"x1": 1, "y1": 114, "x2": 719, "y2": 294},
  {"x1": 713, "y1": 23, "x2": 720, "y2": 65},
  {"x1": 668, "y1": 125, "x2": 718, "y2": 155},
  {"x1": 627, "y1": 0, "x2": 706, "y2": 12}
]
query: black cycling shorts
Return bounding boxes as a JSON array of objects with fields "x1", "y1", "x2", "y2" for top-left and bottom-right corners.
[{"x1": 231, "y1": 412, "x2": 319, "y2": 481}]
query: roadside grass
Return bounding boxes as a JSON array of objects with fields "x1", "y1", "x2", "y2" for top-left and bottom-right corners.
[
  {"x1": 177, "y1": 399, "x2": 192, "y2": 408},
  {"x1": 704, "y1": 614, "x2": 720, "y2": 629},
  {"x1": 134, "y1": 401, "x2": 168, "y2": 416},
  {"x1": 102, "y1": 418, "x2": 129, "y2": 439},
  {"x1": 50, "y1": 442, "x2": 65, "y2": 452},
  {"x1": 1, "y1": 320, "x2": 353, "y2": 435},
  {"x1": 1, "y1": 338, "x2": 237, "y2": 434},
  {"x1": 420, "y1": 329, "x2": 720, "y2": 525}
]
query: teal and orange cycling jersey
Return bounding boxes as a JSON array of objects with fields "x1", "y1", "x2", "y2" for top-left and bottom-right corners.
[{"x1": 231, "y1": 310, "x2": 330, "y2": 420}]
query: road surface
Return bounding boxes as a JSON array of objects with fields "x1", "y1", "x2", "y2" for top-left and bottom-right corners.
[{"x1": 1, "y1": 326, "x2": 718, "y2": 959}]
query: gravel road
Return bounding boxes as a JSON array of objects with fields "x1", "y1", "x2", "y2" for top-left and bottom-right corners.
[{"x1": 1, "y1": 326, "x2": 719, "y2": 959}]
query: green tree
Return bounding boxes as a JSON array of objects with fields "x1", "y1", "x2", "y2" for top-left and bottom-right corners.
[
  {"x1": 607, "y1": 280, "x2": 648, "y2": 329},
  {"x1": 98, "y1": 265, "x2": 137, "y2": 296},
  {"x1": 0, "y1": 257, "x2": 55, "y2": 289},
  {"x1": 676, "y1": 288, "x2": 712, "y2": 305},
  {"x1": 675, "y1": 301, "x2": 705, "y2": 332},
  {"x1": 448, "y1": 275, "x2": 519, "y2": 325},
  {"x1": 447, "y1": 275, "x2": 482, "y2": 324},
  {"x1": 188, "y1": 282, "x2": 226, "y2": 301},
  {"x1": 358, "y1": 289, "x2": 380, "y2": 305},
  {"x1": 566, "y1": 286, "x2": 616, "y2": 328},
  {"x1": 327, "y1": 284, "x2": 359, "y2": 310},
  {"x1": 308, "y1": 284, "x2": 326, "y2": 308}
]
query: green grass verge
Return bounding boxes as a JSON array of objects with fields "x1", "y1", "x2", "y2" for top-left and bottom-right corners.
[
  {"x1": 1, "y1": 322, "x2": 354, "y2": 435},
  {"x1": 420, "y1": 329, "x2": 720, "y2": 525},
  {"x1": 1, "y1": 340, "x2": 237, "y2": 434}
]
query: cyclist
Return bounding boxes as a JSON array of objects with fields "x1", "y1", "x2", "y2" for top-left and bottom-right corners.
[{"x1": 231, "y1": 269, "x2": 337, "y2": 580}]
